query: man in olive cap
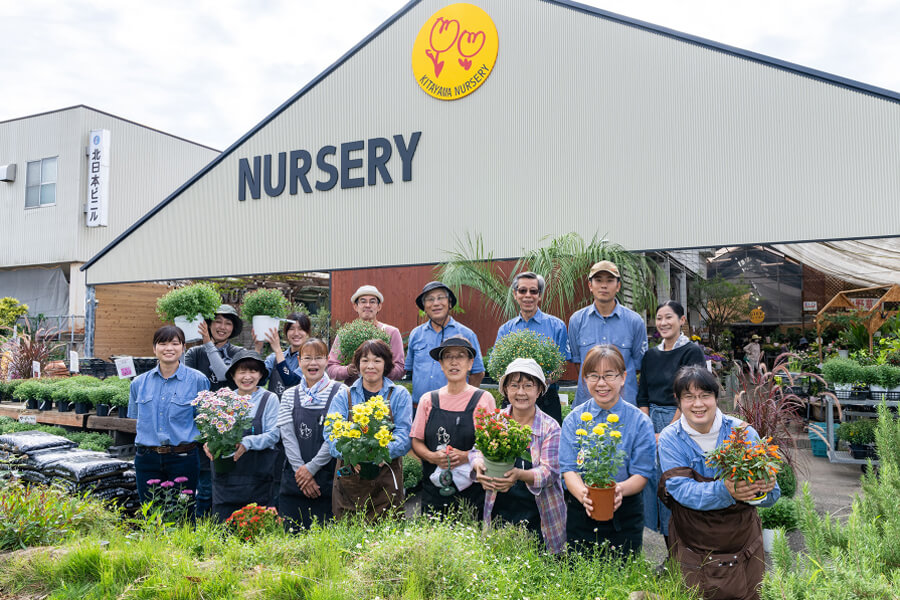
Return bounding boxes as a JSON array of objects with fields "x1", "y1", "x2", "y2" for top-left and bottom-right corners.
[
  {"x1": 405, "y1": 281, "x2": 485, "y2": 411},
  {"x1": 568, "y1": 261, "x2": 647, "y2": 407},
  {"x1": 184, "y1": 304, "x2": 243, "y2": 391},
  {"x1": 326, "y1": 285, "x2": 405, "y2": 383}
]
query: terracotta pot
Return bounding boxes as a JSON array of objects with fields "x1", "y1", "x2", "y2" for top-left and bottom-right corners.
[{"x1": 587, "y1": 484, "x2": 616, "y2": 521}]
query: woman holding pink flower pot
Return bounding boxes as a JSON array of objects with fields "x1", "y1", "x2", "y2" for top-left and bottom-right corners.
[{"x1": 202, "y1": 349, "x2": 281, "y2": 522}]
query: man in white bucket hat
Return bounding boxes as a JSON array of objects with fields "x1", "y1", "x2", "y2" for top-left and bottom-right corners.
[{"x1": 326, "y1": 285, "x2": 405, "y2": 383}]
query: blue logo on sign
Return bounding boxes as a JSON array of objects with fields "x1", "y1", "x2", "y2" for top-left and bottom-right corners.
[{"x1": 93, "y1": 135, "x2": 100, "y2": 145}]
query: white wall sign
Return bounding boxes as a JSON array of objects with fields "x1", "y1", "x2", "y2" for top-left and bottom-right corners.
[
  {"x1": 803, "y1": 301, "x2": 818, "y2": 312},
  {"x1": 86, "y1": 129, "x2": 110, "y2": 227}
]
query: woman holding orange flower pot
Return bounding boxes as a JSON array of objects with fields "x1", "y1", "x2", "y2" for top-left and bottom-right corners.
[
  {"x1": 559, "y1": 344, "x2": 655, "y2": 556},
  {"x1": 658, "y1": 365, "x2": 779, "y2": 600}
]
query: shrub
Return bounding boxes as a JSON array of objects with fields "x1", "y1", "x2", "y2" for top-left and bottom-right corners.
[
  {"x1": 0, "y1": 297, "x2": 28, "y2": 329},
  {"x1": 777, "y1": 461, "x2": 797, "y2": 498},
  {"x1": 487, "y1": 329, "x2": 566, "y2": 382},
  {"x1": 155, "y1": 283, "x2": 222, "y2": 322},
  {"x1": 758, "y1": 497, "x2": 798, "y2": 531},
  {"x1": 876, "y1": 363, "x2": 900, "y2": 388},
  {"x1": 822, "y1": 357, "x2": 863, "y2": 385},
  {"x1": 88, "y1": 386, "x2": 118, "y2": 407},
  {"x1": 12, "y1": 380, "x2": 43, "y2": 402},
  {"x1": 67, "y1": 432, "x2": 114, "y2": 452},
  {"x1": 240, "y1": 289, "x2": 290, "y2": 320},
  {"x1": 334, "y1": 319, "x2": 391, "y2": 365},
  {"x1": 838, "y1": 418, "x2": 878, "y2": 445},
  {"x1": 402, "y1": 454, "x2": 423, "y2": 491}
]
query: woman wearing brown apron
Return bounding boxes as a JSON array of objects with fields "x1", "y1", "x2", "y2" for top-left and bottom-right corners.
[
  {"x1": 658, "y1": 366, "x2": 780, "y2": 600},
  {"x1": 326, "y1": 339, "x2": 412, "y2": 521}
]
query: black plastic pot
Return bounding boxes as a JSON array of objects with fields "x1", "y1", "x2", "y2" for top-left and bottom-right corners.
[
  {"x1": 95, "y1": 403, "x2": 110, "y2": 417},
  {"x1": 117, "y1": 406, "x2": 129, "y2": 419},
  {"x1": 39, "y1": 399, "x2": 53, "y2": 411},
  {"x1": 849, "y1": 443, "x2": 878, "y2": 460},
  {"x1": 25, "y1": 398, "x2": 38, "y2": 410},
  {"x1": 57, "y1": 400, "x2": 71, "y2": 412},
  {"x1": 73, "y1": 401, "x2": 90, "y2": 414}
]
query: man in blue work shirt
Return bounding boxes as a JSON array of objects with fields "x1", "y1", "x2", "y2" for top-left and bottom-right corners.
[
  {"x1": 405, "y1": 281, "x2": 485, "y2": 411},
  {"x1": 568, "y1": 261, "x2": 647, "y2": 407},
  {"x1": 494, "y1": 271, "x2": 570, "y2": 424}
]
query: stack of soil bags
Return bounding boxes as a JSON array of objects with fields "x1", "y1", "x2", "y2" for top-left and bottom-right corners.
[{"x1": 0, "y1": 430, "x2": 138, "y2": 509}]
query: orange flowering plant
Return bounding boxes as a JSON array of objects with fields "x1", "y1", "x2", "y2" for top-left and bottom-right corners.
[
  {"x1": 705, "y1": 426, "x2": 782, "y2": 484},
  {"x1": 225, "y1": 503, "x2": 283, "y2": 541},
  {"x1": 473, "y1": 407, "x2": 532, "y2": 463}
]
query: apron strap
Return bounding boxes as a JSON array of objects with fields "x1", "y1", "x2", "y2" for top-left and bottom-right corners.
[{"x1": 431, "y1": 390, "x2": 441, "y2": 411}]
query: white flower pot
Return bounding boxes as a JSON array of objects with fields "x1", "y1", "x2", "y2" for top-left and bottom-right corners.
[
  {"x1": 174, "y1": 314, "x2": 204, "y2": 343},
  {"x1": 838, "y1": 350, "x2": 849, "y2": 359},
  {"x1": 762, "y1": 528, "x2": 776, "y2": 553},
  {"x1": 252, "y1": 315, "x2": 281, "y2": 342}
]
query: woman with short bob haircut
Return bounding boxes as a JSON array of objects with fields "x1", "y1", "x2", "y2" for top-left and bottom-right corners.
[
  {"x1": 327, "y1": 339, "x2": 412, "y2": 520},
  {"x1": 658, "y1": 365, "x2": 780, "y2": 600},
  {"x1": 558, "y1": 344, "x2": 655, "y2": 556},
  {"x1": 255, "y1": 312, "x2": 312, "y2": 397}
]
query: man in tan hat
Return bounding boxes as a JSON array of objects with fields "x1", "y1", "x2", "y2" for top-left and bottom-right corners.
[
  {"x1": 326, "y1": 285, "x2": 405, "y2": 383},
  {"x1": 567, "y1": 261, "x2": 648, "y2": 407},
  {"x1": 744, "y1": 334, "x2": 762, "y2": 377}
]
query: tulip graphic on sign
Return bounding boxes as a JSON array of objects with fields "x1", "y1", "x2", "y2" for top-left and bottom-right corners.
[
  {"x1": 457, "y1": 29, "x2": 486, "y2": 70},
  {"x1": 426, "y1": 17, "x2": 460, "y2": 78}
]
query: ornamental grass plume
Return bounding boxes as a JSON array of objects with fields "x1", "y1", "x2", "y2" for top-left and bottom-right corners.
[
  {"x1": 336, "y1": 319, "x2": 391, "y2": 365},
  {"x1": 575, "y1": 411, "x2": 624, "y2": 488},
  {"x1": 192, "y1": 388, "x2": 254, "y2": 459},
  {"x1": 325, "y1": 395, "x2": 395, "y2": 467},
  {"x1": 473, "y1": 407, "x2": 532, "y2": 463},
  {"x1": 488, "y1": 329, "x2": 566, "y2": 382},
  {"x1": 705, "y1": 426, "x2": 783, "y2": 484}
]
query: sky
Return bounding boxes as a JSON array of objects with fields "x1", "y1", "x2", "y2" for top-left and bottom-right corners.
[{"x1": 1, "y1": 0, "x2": 898, "y2": 150}]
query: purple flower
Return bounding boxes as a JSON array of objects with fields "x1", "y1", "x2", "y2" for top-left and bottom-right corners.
[
  {"x1": 146, "y1": 479, "x2": 161, "y2": 486},
  {"x1": 173, "y1": 476, "x2": 189, "y2": 484},
  {"x1": 180, "y1": 489, "x2": 194, "y2": 495},
  {"x1": 160, "y1": 481, "x2": 175, "y2": 488}
]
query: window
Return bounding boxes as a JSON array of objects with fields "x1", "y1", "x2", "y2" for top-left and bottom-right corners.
[{"x1": 25, "y1": 156, "x2": 57, "y2": 208}]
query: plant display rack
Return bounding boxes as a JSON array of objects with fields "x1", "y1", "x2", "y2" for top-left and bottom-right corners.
[{"x1": 820, "y1": 395, "x2": 896, "y2": 466}]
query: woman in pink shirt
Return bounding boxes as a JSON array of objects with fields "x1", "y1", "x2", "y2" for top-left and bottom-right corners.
[{"x1": 411, "y1": 336, "x2": 496, "y2": 517}]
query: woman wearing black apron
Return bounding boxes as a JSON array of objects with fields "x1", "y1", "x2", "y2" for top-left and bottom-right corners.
[
  {"x1": 559, "y1": 345, "x2": 656, "y2": 556},
  {"x1": 203, "y1": 350, "x2": 281, "y2": 522},
  {"x1": 472, "y1": 358, "x2": 567, "y2": 554},
  {"x1": 411, "y1": 337, "x2": 496, "y2": 518},
  {"x1": 278, "y1": 338, "x2": 346, "y2": 529}
]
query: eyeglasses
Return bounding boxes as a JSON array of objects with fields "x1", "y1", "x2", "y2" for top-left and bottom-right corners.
[
  {"x1": 300, "y1": 356, "x2": 326, "y2": 362},
  {"x1": 441, "y1": 352, "x2": 470, "y2": 362},
  {"x1": 516, "y1": 288, "x2": 540, "y2": 296},
  {"x1": 356, "y1": 298, "x2": 380, "y2": 306},
  {"x1": 424, "y1": 294, "x2": 449, "y2": 304},
  {"x1": 681, "y1": 392, "x2": 716, "y2": 403},
  {"x1": 585, "y1": 372, "x2": 622, "y2": 384},
  {"x1": 507, "y1": 382, "x2": 537, "y2": 392}
]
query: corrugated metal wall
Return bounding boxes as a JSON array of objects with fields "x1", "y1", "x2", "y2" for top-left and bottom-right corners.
[
  {"x1": 84, "y1": 0, "x2": 900, "y2": 285},
  {"x1": 0, "y1": 107, "x2": 218, "y2": 268}
]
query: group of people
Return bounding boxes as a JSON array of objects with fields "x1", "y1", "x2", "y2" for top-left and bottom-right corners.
[{"x1": 127, "y1": 260, "x2": 779, "y2": 599}]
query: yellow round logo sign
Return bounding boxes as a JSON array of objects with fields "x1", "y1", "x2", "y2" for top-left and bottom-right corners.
[
  {"x1": 411, "y1": 3, "x2": 498, "y2": 100},
  {"x1": 749, "y1": 308, "x2": 766, "y2": 324}
]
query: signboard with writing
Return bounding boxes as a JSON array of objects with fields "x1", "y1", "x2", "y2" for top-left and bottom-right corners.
[
  {"x1": 803, "y1": 301, "x2": 818, "y2": 312},
  {"x1": 851, "y1": 298, "x2": 879, "y2": 311},
  {"x1": 115, "y1": 356, "x2": 136, "y2": 379},
  {"x1": 749, "y1": 308, "x2": 766, "y2": 324},
  {"x1": 412, "y1": 3, "x2": 498, "y2": 101},
  {"x1": 86, "y1": 129, "x2": 110, "y2": 227}
]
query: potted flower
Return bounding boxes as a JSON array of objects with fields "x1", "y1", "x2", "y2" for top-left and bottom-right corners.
[
  {"x1": 757, "y1": 497, "x2": 798, "y2": 552},
  {"x1": 225, "y1": 504, "x2": 283, "y2": 541},
  {"x1": 487, "y1": 329, "x2": 566, "y2": 383},
  {"x1": 574, "y1": 411, "x2": 625, "y2": 521},
  {"x1": 240, "y1": 289, "x2": 290, "y2": 343},
  {"x1": 192, "y1": 388, "x2": 254, "y2": 474},
  {"x1": 822, "y1": 357, "x2": 863, "y2": 399},
  {"x1": 13, "y1": 379, "x2": 41, "y2": 409},
  {"x1": 870, "y1": 364, "x2": 900, "y2": 401},
  {"x1": 335, "y1": 319, "x2": 391, "y2": 365},
  {"x1": 110, "y1": 386, "x2": 131, "y2": 418},
  {"x1": 156, "y1": 283, "x2": 222, "y2": 343},
  {"x1": 837, "y1": 418, "x2": 878, "y2": 459},
  {"x1": 68, "y1": 386, "x2": 93, "y2": 415},
  {"x1": 325, "y1": 395, "x2": 395, "y2": 479},
  {"x1": 705, "y1": 427, "x2": 783, "y2": 504},
  {"x1": 473, "y1": 407, "x2": 533, "y2": 478}
]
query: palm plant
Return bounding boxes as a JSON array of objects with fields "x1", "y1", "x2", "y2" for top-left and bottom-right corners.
[{"x1": 436, "y1": 232, "x2": 661, "y2": 322}]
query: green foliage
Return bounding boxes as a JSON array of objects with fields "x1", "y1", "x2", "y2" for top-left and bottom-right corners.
[
  {"x1": 821, "y1": 357, "x2": 864, "y2": 385},
  {"x1": 11, "y1": 379, "x2": 43, "y2": 402},
  {"x1": 402, "y1": 454, "x2": 423, "y2": 490},
  {"x1": 688, "y1": 276, "x2": 752, "y2": 349},
  {"x1": 335, "y1": 319, "x2": 391, "y2": 365},
  {"x1": 838, "y1": 418, "x2": 878, "y2": 445},
  {"x1": 777, "y1": 461, "x2": 796, "y2": 498},
  {"x1": 66, "y1": 432, "x2": 114, "y2": 452},
  {"x1": 875, "y1": 363, "x2": 900, "y2": 388},
  {"x1": 573, "y1": 411, "x2": 625, "y2": 488},
  {"x1": 757, "y1": 497, "x2": 799, "y2": 531},
  {"x1": 436, "y1": 232, "x2": 661, "y2": 323},
  {"x1": 292, "y1": 302, "x2": 333, "y2": 342},
  {"x1": 0, "y1": 297, "x2": 28, "y2": 329},
  {"x1": 240, "y1": 288, "x2": 290, "y2": 320},
  {"x1": 488, "y1": 329, "x2": 566, "y2": 382},
  {"x1": 0, "y1": 480, "x2": 116, "y2": 551},
  {"x1": 156, "y1": 283, "x2": 222, "y2": 322}
]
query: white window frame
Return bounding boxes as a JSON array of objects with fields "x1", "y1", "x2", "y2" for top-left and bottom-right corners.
[{"x1": 25, "y1": 156, "x2": 58, "y2": 209}]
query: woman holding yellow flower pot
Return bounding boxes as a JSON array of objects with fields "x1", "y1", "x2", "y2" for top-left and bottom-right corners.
[
  {"x1": 658, "y1": 366, "x2": 779, "y2": 600},
  {"x1": 326, "y1": 339, "x2": 411, "y2": 520},
  {"x1": 559, "y1": 345, "x2": 655, "y2": 555}
]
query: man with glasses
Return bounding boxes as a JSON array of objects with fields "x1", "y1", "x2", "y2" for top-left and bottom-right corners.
[
  {"x1": 568, "y1": 261, "x2": 647, "y2": 407},
  {"x1": 494, "y1": 271, "x2": 570, "y2": 424},
  {"x1": 405, "y1": 281, "x2": 485, "y2": 412},
  {"x1": 327, "y1": 285, "x2": 405, "y2": 383}
]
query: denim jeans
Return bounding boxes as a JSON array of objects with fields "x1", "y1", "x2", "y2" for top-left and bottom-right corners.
[
  {"x1": 134, "y1": 446, "x2": 199, "y2": 508},
  {"x1": 642, "y1": 405, "x2": 677, "y2": 536}
]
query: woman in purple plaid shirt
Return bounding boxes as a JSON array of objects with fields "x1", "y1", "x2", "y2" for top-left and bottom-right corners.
[{"x1": 471, "y1": 358, "x2": 567, "y2": 554}]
